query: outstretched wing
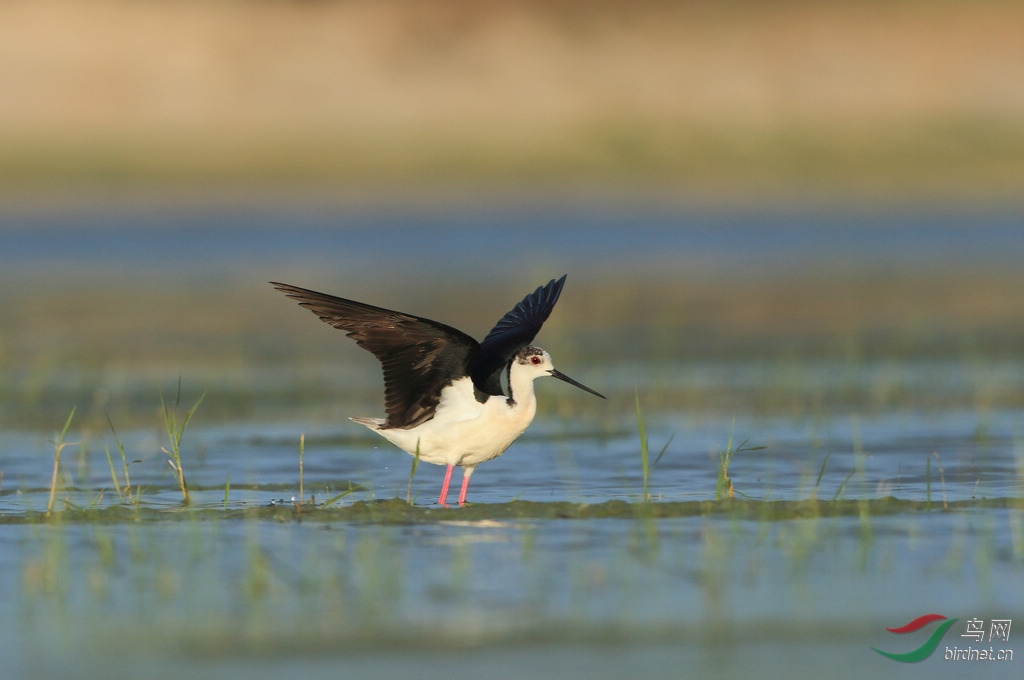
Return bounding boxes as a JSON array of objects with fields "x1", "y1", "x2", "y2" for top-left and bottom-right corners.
[
  {"x1": 470, "y1": 275, "x2": 567, "y2": 396},
  {"x1": 271, "y1": 282, "x2": 480, "y2": 429}
]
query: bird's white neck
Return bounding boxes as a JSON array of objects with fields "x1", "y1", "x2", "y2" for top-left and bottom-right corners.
[{"x1": 505, "y1": 366, "x2": 540, "y2": 412}]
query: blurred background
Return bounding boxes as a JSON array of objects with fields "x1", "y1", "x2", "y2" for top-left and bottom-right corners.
[
  {"x1": 2, "y1": 0, "x2": 1023, "y2": 200},
  {"x1": 1, "y1": 0, "x2": 1023, "y2": 427}
]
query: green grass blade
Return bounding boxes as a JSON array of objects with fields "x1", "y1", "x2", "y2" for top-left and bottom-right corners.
[
  {"x1": 406, "y1": 439, "x2": 421, "y2": 505},
  {"x1": 58, "y1": 406, "x2": 76, "y2": 442},
  {"x1": 812, "y1": 451, "x2": 831, "y2": 499},
  {"x1": 180, "y1": 390, "x2": 207, "y2": 434},
  {"x1": 46, "y1": 406, "x2": 77, "y2": 517},
  {"x1": 832, "y1": 467, "x2": 856, "y2": 502},
  {"x1": 716, "y1": 418, "x2": 735, "y2": 501},
  {"x1": 103, "y1": 445, "x2": 123, "y2": 500},
  {"x1": 298, "y1": 433, "x2": 305, "y2": 504},
  {"x1": 634, "y1": 390, "x2": 649, "y2": 502},
  {"x1": 653, "y1": 433, "x2": 675, "y2": 467}
]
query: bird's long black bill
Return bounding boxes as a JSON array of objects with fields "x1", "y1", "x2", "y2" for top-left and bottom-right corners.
[{"x1": 549, "y1": 369, "x2": 606, "y2": 399}]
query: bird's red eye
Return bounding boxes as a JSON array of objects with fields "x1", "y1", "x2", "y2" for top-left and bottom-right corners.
[{"x1": 530, "y1": 355, "x2": 542, "y2": 365}]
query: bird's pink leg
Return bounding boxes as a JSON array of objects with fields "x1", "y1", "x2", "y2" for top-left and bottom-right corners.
[
  {"x1": 457, "y1": 468, "x2": 474, "y2": 506},
  {"x1": 438, "y1": 464, "x2": 454, "y2": 507}
]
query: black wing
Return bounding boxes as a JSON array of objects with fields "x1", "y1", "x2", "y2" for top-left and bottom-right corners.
[
  {"x1": 469, "y1": 275, "x2": 567, "y2": 396},
  {"x1": 271, "y1": 282, "x2": 480, "y2": 429}
]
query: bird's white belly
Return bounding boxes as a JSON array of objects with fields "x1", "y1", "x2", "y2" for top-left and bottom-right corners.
[{"x1": 366, "y1": 377, "x2": 537, "y2": 468}]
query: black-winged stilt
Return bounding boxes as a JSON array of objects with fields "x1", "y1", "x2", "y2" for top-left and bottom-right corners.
[{"x1": 271, "y1": 275, "x2": 604, "y2": 506}]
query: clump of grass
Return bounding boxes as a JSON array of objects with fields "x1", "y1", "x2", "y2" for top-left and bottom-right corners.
[
  {"x1": 46, "y1": 406, "x2": 77, "y2": 517},
  {"x1": 160, "y1": 380, "x2": 206, "y2": 504},
  {"x1": 104, "y1": 411, "x2": 141, "y2": 504},
  {"x1": 715, "y1": 419, "x2": 765, "y2": 501},
  {"x1": 716, "y1": 443, "x2": 734, "y2": 500}
]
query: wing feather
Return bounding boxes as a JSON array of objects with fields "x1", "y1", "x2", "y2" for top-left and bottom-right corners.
[
  {"x1": 470, "y1": 275, "x2": 567, "y2": 395},
  {"x1": 271, "y1": 282, "x2": 479, "y2": 429}
]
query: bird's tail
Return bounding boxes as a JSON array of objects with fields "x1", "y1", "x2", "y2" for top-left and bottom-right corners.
[{"x1": 350, "y1": 416, "x2": 385, "y2": 430}]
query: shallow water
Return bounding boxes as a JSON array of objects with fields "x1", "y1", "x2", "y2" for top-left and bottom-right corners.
[
  {"x1": 2, "y1": 398, "x2": 1022, "y2": 510},
  {"x1": 1, "y1": 201, "x2": 1023, "y2": 678},
  {"x1": 2, "y1": 400, "x2": 1022, "y2": 679},
  {"x1": 2, "y1": 500, "x2": 1021, "y2": 679}
]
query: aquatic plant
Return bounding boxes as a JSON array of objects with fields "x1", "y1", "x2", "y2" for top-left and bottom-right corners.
[
  {"x1": 103, "y1": 411, "x2": 140, "y2": 504},
  {"x1": 46, "y1": 406, "x2": 77, "y2": 516},
  {"x1": 635, "y1": 390, "x2": 650, "y2": 502},
  {"x1": 634, "y1": 390, "x2": 673, "y2": 503},
  {"x1": 810, "y1": 451, "x2": 831, "y2": 500},
  {"x1": 406, "y1": 439, "x2": 421, "y2": 505},
  {"x1": 715, "y1": 420, "x2": 764, "y2": 501},
  {"x1": 298, "y1": 433, "x2": 305, "y2": 504},
  {"x1": 160, "y1": 380, "x2": 207, "y2": 504}
]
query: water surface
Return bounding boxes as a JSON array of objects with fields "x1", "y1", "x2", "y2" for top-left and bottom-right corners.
[{"x1": 1, "y1": 201, "x2": 1022, "y2": 678}]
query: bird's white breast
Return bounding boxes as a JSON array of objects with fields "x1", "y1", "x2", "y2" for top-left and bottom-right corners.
[{"x1": 367, "y1": 376, "x2": 537, "y2": 468}]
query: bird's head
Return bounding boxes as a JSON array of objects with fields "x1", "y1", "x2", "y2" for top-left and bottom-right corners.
[{"x1": 511, "y1": 346, "x2": 605, "y2": 398}]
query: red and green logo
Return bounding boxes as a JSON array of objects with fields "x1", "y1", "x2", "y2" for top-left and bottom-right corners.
[{"x1": 872, "y1": 614, "x2": 959, "y2": 663}]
